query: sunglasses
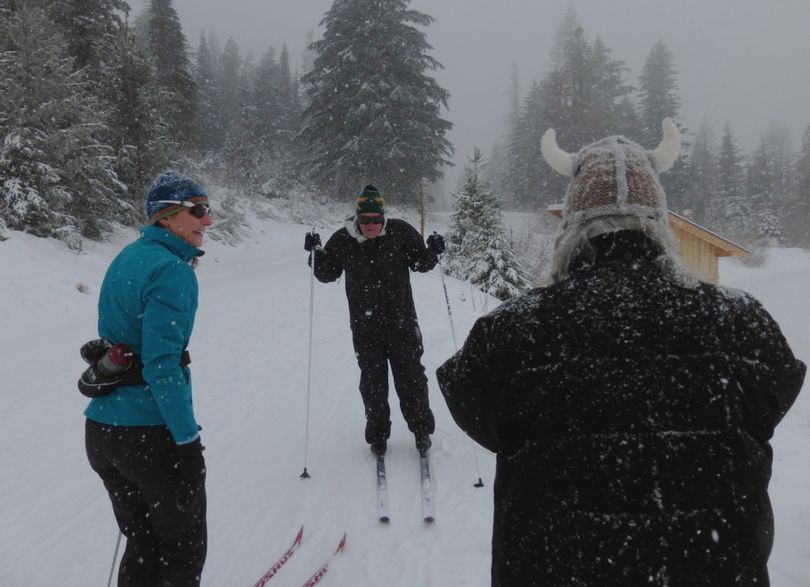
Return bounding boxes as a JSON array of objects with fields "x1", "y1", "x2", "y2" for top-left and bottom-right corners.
[
  {"x1": 358, "y1": 215, "x2": 384, "y2": 225},
  {"x1": 154, "y1": 200, "x2": 212, "y2": 218}
]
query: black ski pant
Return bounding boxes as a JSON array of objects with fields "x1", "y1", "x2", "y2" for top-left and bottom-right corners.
[
  {"x1": 352, "y1": 323, "x2": 436, "y2": 444},
  {"x1": 85, "y1": 419, "x2": 207, "y2": 587}
]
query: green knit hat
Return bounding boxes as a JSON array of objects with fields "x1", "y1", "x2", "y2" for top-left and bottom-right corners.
[{"x1": 355, "y1": 185, "x2": 385, "y2": 215}]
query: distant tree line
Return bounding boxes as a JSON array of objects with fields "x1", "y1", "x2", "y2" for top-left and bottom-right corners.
[
  {"x1": 490, "y1": 9, "x2": 810, "y2": 248},
  {"x1": 0, "y1": 0, "x2": 453, "y2": 245},
  {"x1": 3, "y1": 2, "x2": 808, "y2": 251}
]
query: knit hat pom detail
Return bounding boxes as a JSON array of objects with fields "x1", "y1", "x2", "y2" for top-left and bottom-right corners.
[{"x1": 355, "y1": 184, "x2": 385, "y2": 215}]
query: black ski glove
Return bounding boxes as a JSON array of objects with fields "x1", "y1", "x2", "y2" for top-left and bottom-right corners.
[
  {"x1": 78, "y1": 339, "x2": 142, "y2": 398},
  {"x1": 176, "y1": 439, "x2": 206, "y2": 512},
  {"x1": 80, "y1": 338, "x2": 111, "y2": 364},
  {"x1": 77, "y1": 361, "x2": 141, "y2": 398},
  {"x1": 304, "y1": 232, "x2": 321, "y2": 252},
  {"x1": 426, "y1": 233, "x2": 445, "y2": 255}
]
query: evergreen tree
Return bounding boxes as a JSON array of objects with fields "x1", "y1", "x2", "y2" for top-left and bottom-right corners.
[
  {"x1": 48, "y1": 0, "x2": 128, "y2": 73},
  {"x1": 193, "y1": 30, "x2": 224, "y2": 152},
  {"x1": 786, "y1": 123, "x2": 810, "y2": 245},
  {"x1": 713, "y1": 123, "x2": 747, "y2": 239},
  {"x1": 219, "y1": 37, "x2": 258, "y2": 190},
  {"x1": 745, "y1": 125, "x2": 794, "y2": 246},
  {"x1": 300, "y1": 0, "x2": 453, "y2": 203},
  {"x1": 218, "y1": 36, "x2": 242, "y2": 139},
  {"x1": 543, "y1": 15, "x2": 632, "y2": 148},
  {"x1": 300, "y1": 29, "x2": 316, "y2": 80},
  {"x1": 443, "y1": 148, "x2": 533, "y2": 301},
  {"x1": 276, "y1": 44, "x2": 301, "y2": 141},
  {"x1": 132, "y1": 3, "x2": 152, "y2": 52},
  {"x1": 682, "y1": 121, "x2": 717, "y2": 225},
  {"x1": 251, "y1": 45, "x2": 279, "y2": 152},
  {"x1": 495, "y1": 61, "x2": 521, "y2": 206},
  {"x1": 636, "y1": 41, "x2": 690, "y2": 211},
  {"x1": 101, "y1": 22, "x2": 172, "y2": 207},
  {"x1": 615, "y1": 95, "x2": 644, "y2": 143},
  {"x1": 486, "y1": 140, "x2": 506, "y2": 204},
  {"x1": 0, "y1": 2, "x2": 123, "y2": 243},
  {"x1": 637, "y1": 41, "x2": 681, "y2": 145},
  {"x1": 148, "y1": 0, "x2": 196, "y2": 148},
  {"x1": 505, "y1": 12, "x2": 633, "y2": 211},
  {"x1": 506, "y1": 81, "x2": 554, "y2": 208}
]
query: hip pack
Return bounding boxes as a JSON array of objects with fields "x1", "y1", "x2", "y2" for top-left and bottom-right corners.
[{"x1": 77, "y1": 338, "x2": 191, "y2": 398}]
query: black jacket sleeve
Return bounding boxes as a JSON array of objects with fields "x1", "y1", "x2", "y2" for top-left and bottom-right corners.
[
  {"x1": 401, "y1": 222, "x2": 438, "y2": 273},
  {"x1": 736, "y1": 295, "x2": 805, "y2": 440},
  {"x1": 311, "y1": 231, "x2": 344, "y2": 283},
  {"x1": 436, "y1": 313, "x2": 505, "y2": 453}
]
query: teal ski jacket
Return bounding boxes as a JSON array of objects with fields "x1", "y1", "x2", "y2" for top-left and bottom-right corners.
[{"x1": 84, "y1": 225, "x2": 203, "y2": 445}]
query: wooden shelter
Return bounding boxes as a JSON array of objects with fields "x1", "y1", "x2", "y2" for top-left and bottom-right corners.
[{"x1": 546, "y1": 206, "x2": 750, "y2": 284}]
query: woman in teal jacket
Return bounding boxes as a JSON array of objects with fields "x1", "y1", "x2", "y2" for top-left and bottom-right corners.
[{"x1": 85, "y1": 171, "x2": 212, "y2": 587}]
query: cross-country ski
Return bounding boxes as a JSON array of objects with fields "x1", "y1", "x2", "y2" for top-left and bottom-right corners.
[
  {"x1": 300, "y1": 533, "x2": 347, "y2": 586},
  {"x1": 420, "y1": 452, "x2": 436, "y2": 523},
  {"x1": 252, "y1": 525, "x2": 304, "y2": 587},
  {"x1": 376, "y1": 457, "x2": 390, "y2": 523},
  {"x1": 374, "y1": 450, "x2": 437, "y2": 523}
]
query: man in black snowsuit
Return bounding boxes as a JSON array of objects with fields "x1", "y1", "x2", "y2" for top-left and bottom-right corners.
[
  {"x1": 305, "y1": 185, "x2": 445, "y2": 456},
  {"x1": 436, "y1": 120, "x2": 806, "y2": 586}
]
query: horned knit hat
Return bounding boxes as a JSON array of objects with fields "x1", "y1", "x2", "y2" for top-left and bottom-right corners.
[
  {"x1": 146, "y1": 171, "x2": 208, "y2": 224},
  {"x1": 541, "y1": 119, "x2": 692, "y2": 283},
  {"x1": 355, "y1": 185, "x2": 385, "y2": 215}
]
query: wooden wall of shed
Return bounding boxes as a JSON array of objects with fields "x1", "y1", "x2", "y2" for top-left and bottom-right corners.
[{"x1": 673, "y1": 227, "x2": 719, "y2": 284}]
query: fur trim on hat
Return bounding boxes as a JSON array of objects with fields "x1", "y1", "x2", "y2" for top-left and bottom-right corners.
[{"x1": 542, "y1": 120, "x2": 696, "y2": 286}]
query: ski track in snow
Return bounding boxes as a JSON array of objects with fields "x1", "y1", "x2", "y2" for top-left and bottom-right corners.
[{"x1": 1, "y1": 217, "x2": 807, "y2": 586}]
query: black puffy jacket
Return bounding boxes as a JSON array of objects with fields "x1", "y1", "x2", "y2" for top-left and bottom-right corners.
[
  {"x1": 437, "y1": 232, "x2": 805, "y2": 586},
  {"x1": 313, "y1": 218, "x2": 438, "y2": 333}
]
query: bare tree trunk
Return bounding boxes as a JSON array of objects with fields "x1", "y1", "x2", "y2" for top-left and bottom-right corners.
[{"x1": 420, "y1": 177, "x2": 428, "y2": 238}]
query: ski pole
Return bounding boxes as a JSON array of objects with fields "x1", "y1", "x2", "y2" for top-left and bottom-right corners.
[
  {"x1": 106, "y1": 531, "x2": 122, "y2": 587},
  {"x1": 301, "y1": 228, "x2": 317, "y2": 479},
  {"x1": 437, "y1": 256, "x2": 459, "y2": 351},
  {"x1": 435, "y1": 242, "x2": 485, "y2": 488}
]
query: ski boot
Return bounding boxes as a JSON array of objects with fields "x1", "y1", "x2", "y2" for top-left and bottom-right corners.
[
  {"x1": 370, "y1": 438, "x2": 387, "y2": 457},
  {"x1": 414, "y1": 432, "x2": 431, "y2": 455}
]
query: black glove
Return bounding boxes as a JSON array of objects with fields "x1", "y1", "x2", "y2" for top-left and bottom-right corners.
[
  {"x1": 80, "y1": 338, "x2": 111, "y2": 364},
  {"x1": 426, "y1": 233, "x2": 445, "y2": 255},
  {"x1": 176, "y1": 439, "x2": 206, "y2": 512},
  {"x1": 304, "y1": 232, "x2": 321, "y2": 252},
  {"x1": 78, "y1": 361, "x2": 139, "y2": 398},
  {"x1": 78, "y1": 340, "x2": 143, "y2": 398}
]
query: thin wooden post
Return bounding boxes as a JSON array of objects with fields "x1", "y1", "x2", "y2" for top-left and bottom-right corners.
[{"x1": 419, "y1": 177, "x2": 427, "y2": 238}]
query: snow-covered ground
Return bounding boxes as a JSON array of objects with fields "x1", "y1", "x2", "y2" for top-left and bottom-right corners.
[{"x1": 1, "y1": 211, "x2": 808, "y2": 586}]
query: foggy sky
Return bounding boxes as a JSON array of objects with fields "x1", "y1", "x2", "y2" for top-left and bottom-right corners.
[{"x1": 128, "y1": 0, "x2": 810, "y2": 185}]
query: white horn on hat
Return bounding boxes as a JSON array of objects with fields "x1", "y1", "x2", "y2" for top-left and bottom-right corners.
[
  {"x1": 650, "y1": 118, "x2": 681, "y2": 173},
  {"x1": 541, "y1": 129, "x2": 574, "y2": 176}
]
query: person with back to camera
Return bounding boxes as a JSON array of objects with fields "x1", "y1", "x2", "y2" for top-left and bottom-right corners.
[
  {"x1": 436, "y1": 120, "x2": 805, "y2": 586},
  {"x1": 304, "y1": 184, "x2": 445, "y2": 457}
]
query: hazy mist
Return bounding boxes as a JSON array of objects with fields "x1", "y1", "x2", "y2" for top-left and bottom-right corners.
[{"x1": 127, "y1": 0, "x2": 810, "y2": 181}]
